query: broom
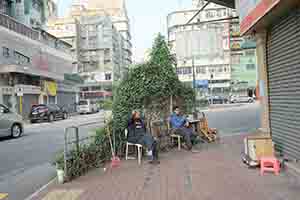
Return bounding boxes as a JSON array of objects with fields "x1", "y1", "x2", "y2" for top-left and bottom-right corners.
[{"x1": 106, "y1": 122, "x2": 120, "y2": 168}]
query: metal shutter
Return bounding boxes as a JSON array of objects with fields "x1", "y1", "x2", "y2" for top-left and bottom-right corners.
[{"x1": 267, "y1": 9, "x2": 300, "y2": 160}]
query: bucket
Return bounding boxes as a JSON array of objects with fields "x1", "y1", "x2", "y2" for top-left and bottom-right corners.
[{"x1": 57, "y1": 169, "x2": 64, "y2": 184}]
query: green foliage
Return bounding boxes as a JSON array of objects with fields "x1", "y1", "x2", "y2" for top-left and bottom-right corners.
[
  {"x1": 53, "y1": 125, "x2": 112, "y2": 181},
  {"x1": 54, "y1": 151, "x2": 64, "y2": 170},
  {"x1": 98, "y1": 99, "x2": 113, "y2": 110},
  {"x1": 112, "y1": 33, "x2": 194, "y2": 150}
]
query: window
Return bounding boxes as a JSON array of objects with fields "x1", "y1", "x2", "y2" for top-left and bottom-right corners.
[
  {"x1": 208, "y1": 67, "x2": 215, "y2": 73},
  {"x1": 105, "y1": 73, "x2": 112, "y2": 80},
  {"x1": 32, "y1": 0, "x2": 42, "y2": 11},
  {"x1": 245, "y1": 50, "x2": 255, "y2": 56},
  {"x1": 246, "y1": 64, "x2": 255, "y2": 70},
  {"x1": 2, "y1": 47, "x2": 9, "y2": 57},
  {"x1": 177, "y1": 67, "x2": 192, "y2": 75},
  {"x1": 218, "y1": 67, "x2": 223, "y2": 73},
  {"x1": 206, "y1": 11, "x2": 214, "y2": 18},
  {"x1": 196, "y1": 66, "x2": 206, "y2": 74},
  {"x1": 217, "y1": 10, "x2": 222, "y2": 17},
  {"x1": 14, "y1": 51, "x2": 30, "y2": 65},
  {"x1": 16, "y1": 0, "x2": 22, "y2": 3}
]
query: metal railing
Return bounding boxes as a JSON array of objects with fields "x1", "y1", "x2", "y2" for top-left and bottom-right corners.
[
  {"x1": 0, "y1": 13, "x2": 39, "y2": 40},
  {"x1": 64, "y1": 121, "x2": 102, "y2": 178}
]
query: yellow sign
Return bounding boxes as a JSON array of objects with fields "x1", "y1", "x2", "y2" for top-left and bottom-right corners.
[
  {"x1": 45, "y1": 81, "x2": 57, "y2": 96},
  {"x1": 0, "y1": 193, "x2": 8, "y2": 199},
  {"x1": 231, "y1": 43, "x2": 241, "y2": 50}
]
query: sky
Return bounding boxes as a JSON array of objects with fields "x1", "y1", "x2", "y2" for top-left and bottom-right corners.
[{"x1": 58, "y1": 0, "x2": 192, "y2": 63}]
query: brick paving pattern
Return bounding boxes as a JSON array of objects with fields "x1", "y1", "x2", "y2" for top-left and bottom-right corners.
[{"x1": 33, "y1": 135, "x2": 300, "y2": 200}]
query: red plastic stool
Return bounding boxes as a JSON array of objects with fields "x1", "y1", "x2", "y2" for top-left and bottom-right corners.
[{"x1": 260, "y1": 157, "x2": 280, "y2": 175}]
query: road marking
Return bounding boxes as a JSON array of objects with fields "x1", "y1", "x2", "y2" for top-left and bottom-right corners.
[{"x1": 0, "y1": 193, "x2": 8, "y2": 199}]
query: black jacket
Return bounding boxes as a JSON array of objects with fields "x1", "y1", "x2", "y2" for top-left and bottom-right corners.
[{"x1": 127, "y1": 119, "x2": 147, "y2": 143}]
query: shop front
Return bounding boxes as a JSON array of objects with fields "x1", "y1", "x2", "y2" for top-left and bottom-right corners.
[{"x1": 235, "y1": 0, "x2": 300, "y2": 160}]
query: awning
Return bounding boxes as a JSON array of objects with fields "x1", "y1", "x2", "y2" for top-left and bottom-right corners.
[{"x1": 0, "y1": 64, "x2": 64, "y2": 80}]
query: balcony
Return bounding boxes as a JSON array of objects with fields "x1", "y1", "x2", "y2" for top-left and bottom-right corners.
[
  {"x1": 0, "y1": 13, "x2": 72, "y2": 54},
  {"x1": 0, "y1": 12, "x2": 39, "y2": 40}
]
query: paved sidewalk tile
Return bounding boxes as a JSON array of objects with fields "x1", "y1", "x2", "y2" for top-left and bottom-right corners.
[{"x1": 33, "y1": 135, "x2": 300, "y2": 200}]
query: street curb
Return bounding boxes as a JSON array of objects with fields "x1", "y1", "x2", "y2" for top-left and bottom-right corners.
[{"x1": 24, "y1": 177, "x2": 57, "y2": 200}]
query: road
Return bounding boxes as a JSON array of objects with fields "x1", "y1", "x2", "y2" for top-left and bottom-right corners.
[
  {"x1": 205, "y1": 102, "x2": 261, "y2": 136},
  {"x1": 0, "y1": 103, "x2": 261, "y2": 200},
  {"x1": 0, "y1": 112, "x2": 105, "y2": 200}
]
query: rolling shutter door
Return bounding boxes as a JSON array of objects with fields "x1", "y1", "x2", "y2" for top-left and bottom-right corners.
[{"x1": 267, "y1": 9, "x2": 300, "y2": 160}]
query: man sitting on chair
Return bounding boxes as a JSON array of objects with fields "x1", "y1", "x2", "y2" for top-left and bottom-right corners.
[
  {"x1": 127, "y1": 111, "x2": 160, "y2": 164},
  {"x1": 169, "y1": 106, "x2": 198, "y2": 151}
]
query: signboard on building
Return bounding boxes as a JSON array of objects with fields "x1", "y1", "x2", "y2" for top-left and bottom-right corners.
[
  {"x1": 238, "y1": 0, "x2": 281, "y2": 35},
  {"x1": 194, "y1": 80, "x2": 209, "y2": 89},
  {"x1": 45, "y1": 81, "x2": 57, "y2": 96}
]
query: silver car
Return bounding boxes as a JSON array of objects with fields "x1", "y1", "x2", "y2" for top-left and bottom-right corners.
[
  {"x1": 0, "y1": 104, "x2": 24, "y2": 138},
  {"x1": 230, "y1": 95, "x2": 254, "y2": 103}
]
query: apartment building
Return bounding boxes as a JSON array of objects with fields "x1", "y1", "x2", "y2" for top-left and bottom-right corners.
[
  {"x1": 0, "y1": 1, "x2": 77, "y2": 118},
  {"x1": 167, "y1": 0, "x2": 233, "y2": 98},
  {"x1": 47, "y1": 0, "x2": 132, "y2": 100}
]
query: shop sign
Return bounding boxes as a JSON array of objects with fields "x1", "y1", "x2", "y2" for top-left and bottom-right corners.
[
  {"x1": 45, "y1": 81, "x2": 57, "y2": 96},
  {"x1": 231, "y1": 31, "x2": 240, "y2": 37},
  {"x1": 238, "y1": 0, "x2": 281, "y2": 34},
  {"x1": 231, "y1": 42, "x2": 242, "y2": 50}
]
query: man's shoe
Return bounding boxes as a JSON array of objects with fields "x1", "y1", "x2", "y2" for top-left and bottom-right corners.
[
  {"x1": 182, "y1": 143, "x2": 190, "y2": 150},
  {"x1": 149, "y1": 160, "x2": 160, "y2": 165}
]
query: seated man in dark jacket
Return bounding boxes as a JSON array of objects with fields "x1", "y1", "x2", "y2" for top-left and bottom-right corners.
[{"x1": 127, "y1": 111, "x2": 159, "y2": 164}]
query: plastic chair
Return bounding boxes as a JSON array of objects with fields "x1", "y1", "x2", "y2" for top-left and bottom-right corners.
[
  {"x1": 125, "y1": 129, "x2": 143, "y2": 165},
  {"x1": 260, "y1": 157, "x2": 280, "y2": 175},
  {"x1": 170, "y1": 134, "x2": 183, "y2": 150},
  {"x1": 167, "y1": 118, "x2": 183, "y2": 150}
]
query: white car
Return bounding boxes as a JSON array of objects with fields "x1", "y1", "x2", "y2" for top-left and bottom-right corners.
[
  {"x1": 77, "y1": 99, "x2": 98, "y2": 114},
  {"x1": 0, "y1": 104, "x2": 24, "y2": 138},
  {"x1": 230, "y1": 96, "x2": 254, "y2": 103}
]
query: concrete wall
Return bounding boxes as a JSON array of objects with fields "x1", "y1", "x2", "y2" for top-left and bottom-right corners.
[{"x1": 255, "y1": 31, "x2": 270, "y2": 131}]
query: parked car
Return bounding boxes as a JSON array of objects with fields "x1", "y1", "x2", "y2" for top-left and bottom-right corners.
[
  {"x1": 29, "y1": 104, "x2": 68, "y2": 123},
  {"x1": 207, "y1": 96, "x2": 229, "y2": 104},
  {"x1": 0, "y1": 104, "x2": 24, "y2": 138},
  {"x1": 230, "y1": 95, "x2": 254, "y2": 103},
  {"x1": 77, "y1": 99, "x2": 98, "y2": 114}
]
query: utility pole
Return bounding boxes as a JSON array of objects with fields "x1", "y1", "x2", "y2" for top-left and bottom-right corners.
[{"x1": 192, "y1": 56, "x2": 196, "y2": 111}]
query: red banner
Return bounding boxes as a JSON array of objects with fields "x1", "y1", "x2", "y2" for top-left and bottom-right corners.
[{"x1": 240, "y1": 0, "x2": 281, "y2": 34}]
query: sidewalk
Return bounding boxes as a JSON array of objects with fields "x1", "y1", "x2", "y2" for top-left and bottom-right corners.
[{"x1": 31, "y1": 134, "x2": 300, "y2": 200}]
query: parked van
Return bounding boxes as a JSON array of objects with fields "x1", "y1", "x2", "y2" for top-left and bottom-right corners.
[{"x1": 77, "y1": 100, "x2": 98, "y2": 114}]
